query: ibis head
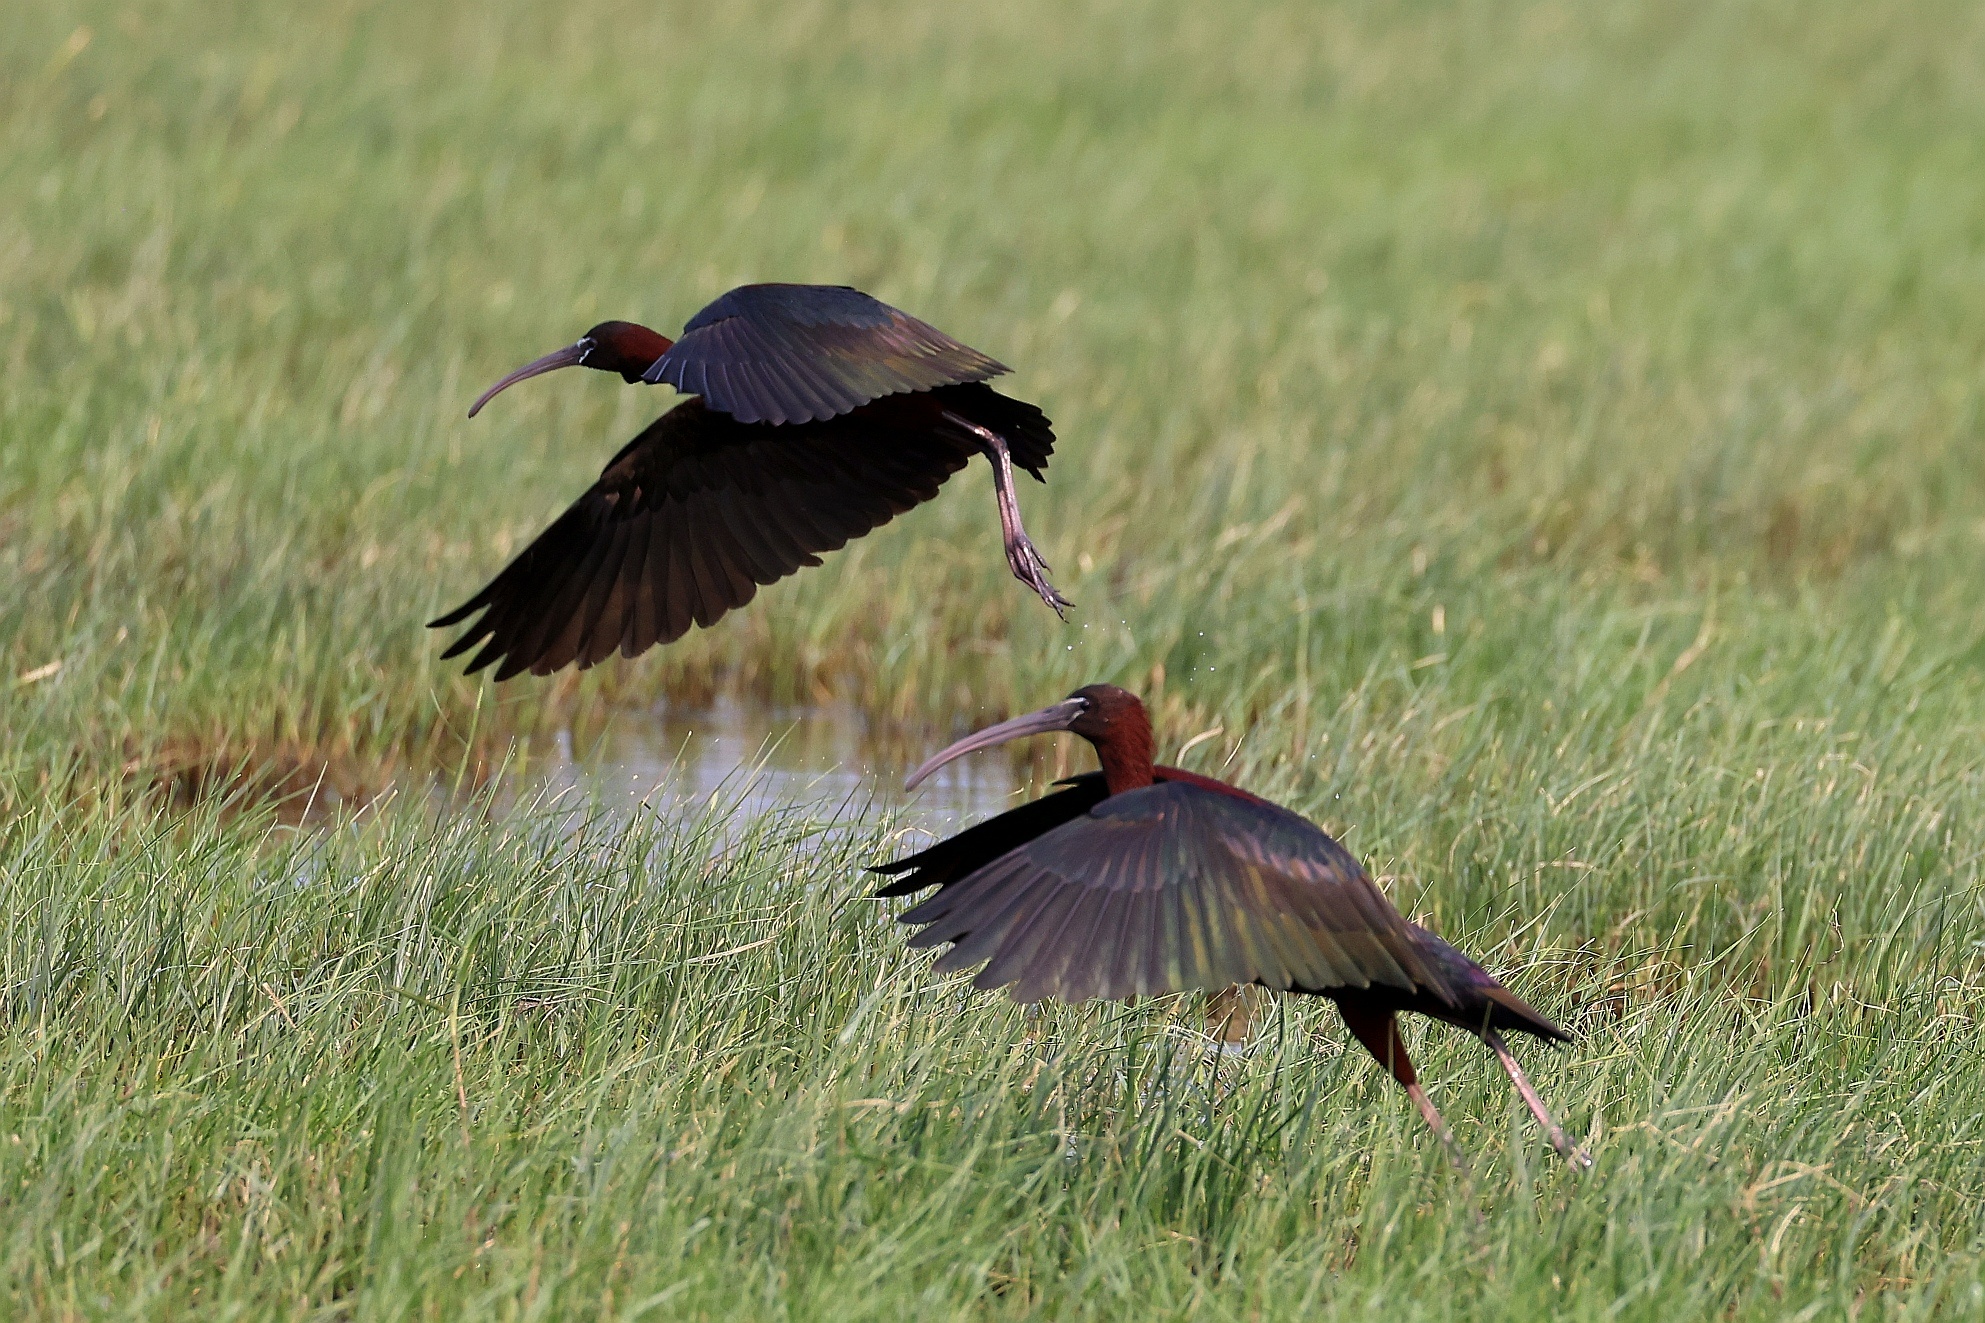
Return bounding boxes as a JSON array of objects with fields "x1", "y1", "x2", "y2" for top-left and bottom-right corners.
[
  {"x1": 906, "y1": 684, "x2": 1154, "y2": 794},
  {"x1": 468, "y1": 321, "x2": 674, "y2": 417}
]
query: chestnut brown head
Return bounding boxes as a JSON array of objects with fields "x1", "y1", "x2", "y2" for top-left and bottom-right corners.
[{"x1": 1063, "y1": 684, "x2": 1148, "y2": 742}]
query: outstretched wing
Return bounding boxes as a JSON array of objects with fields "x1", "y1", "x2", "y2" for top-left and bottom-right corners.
[
  {"x1": 895, "y1": 781, "x2": 1457, "y2": 1007},
  {"x1": 429, "y1": 396, "x2": 974, "y2": 679},
  {"x1": 645, "y1": 284, "x2": 1008, "y2": 425}
]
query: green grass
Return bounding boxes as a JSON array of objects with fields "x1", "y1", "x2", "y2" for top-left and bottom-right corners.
[{"x1": 5, "y1": 0, "x2": 1985, "y2": 1315}]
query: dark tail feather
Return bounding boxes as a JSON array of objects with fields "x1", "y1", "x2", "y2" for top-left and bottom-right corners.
[
  {"x1": 1480, "y1": 984, "x2": 1574, "y2": 1045},
  {"x1": 1408, "y1": 923, "x2": 1574, "y2": 1045},
  {"x1": 931, "y1": 383, "x2": 1056, "y2": 479}
]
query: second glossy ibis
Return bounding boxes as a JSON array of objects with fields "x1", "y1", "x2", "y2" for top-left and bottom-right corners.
[
  {"x1": 432, "y1": 284, "x2": 1069, "y2": 680},
  {"x1": 871, "y1": 684, "x2": 1590, "y2": 1167}
]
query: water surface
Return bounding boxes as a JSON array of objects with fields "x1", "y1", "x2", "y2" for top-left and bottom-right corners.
[{"x1": 519, "y1": 697, "x2": 1019, "y2": 843}]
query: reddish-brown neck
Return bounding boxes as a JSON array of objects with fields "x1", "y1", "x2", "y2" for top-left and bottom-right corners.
[{"x1": 1090, "y1": 715, "x2": 1156, "y2": 795}]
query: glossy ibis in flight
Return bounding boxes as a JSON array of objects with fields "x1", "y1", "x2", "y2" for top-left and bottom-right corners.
[
  {"x1": 432, "y1": 284, "x2": 1069, "y2": 679},
  {"x1": 871, "y1": 685, "x2": 1590, "y2": 1167}
]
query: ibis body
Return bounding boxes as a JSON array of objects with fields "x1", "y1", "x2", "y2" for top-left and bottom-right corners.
[{"x1": 872, "y1": 684, "x2": 1589, "y2": 1167}]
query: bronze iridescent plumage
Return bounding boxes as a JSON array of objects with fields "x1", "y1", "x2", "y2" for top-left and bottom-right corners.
[
  {"x1": 434, "y1": 284, "x2": 1068, "y2": 678},
  {"x1": 874, "y1": 684, "x2": 1589, "y2": 1168}
]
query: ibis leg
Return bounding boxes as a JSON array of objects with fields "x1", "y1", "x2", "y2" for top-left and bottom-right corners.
[
  {"x1": 1484, "y1": 1029, "x2": 1592, "y2": 1168},
  {"x1": 1336, "y1": 1003, "x2": 1468, "y2": 1174},
  {"x1": 1207, "y1": 984, "x2": 1261, "y2": 1055},
  {"x1": 943, "y1": 411, "x2": 1072, "y2": 616}
]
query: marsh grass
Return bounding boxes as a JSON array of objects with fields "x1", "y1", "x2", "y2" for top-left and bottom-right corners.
[
  {"x1": 2, "y1": 783, "x2": 1980, "y2": 1317},
  {"x1": 4, "y1": 0, "x2": 1985, "y2": 1315}
]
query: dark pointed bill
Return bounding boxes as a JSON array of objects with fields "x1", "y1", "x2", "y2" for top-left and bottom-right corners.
[
  {"x1": 904, "y1": 697, "x2": 1088, "y2": 791},
  {"x1": 467, "y1": 341, "x2": 591, "y2": 418}
]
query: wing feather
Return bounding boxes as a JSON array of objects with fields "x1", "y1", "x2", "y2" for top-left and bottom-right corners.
[
  {"x1": 1180, "y1": 855, "x2": 1243, "y2": 989},
  {"x1": 631, "y1": 512, "x2": 675, "y2": 656},
  {"x1": 732, "y1": 488, "x2": 822, "y2": 575},
  {"x1": 691, "y1": 497, "x2": 761, "y2": 613},
  {"x1": 559, "y1": 519, "x2": 636, "y2": 672},
  {"x1": 705, "y1": 486, "x2": 786, "y2": 585},
  {"x1": 1114, "y1": 890, "x2": 1163, "y2": 999},
  {"x1": 888, "y1": 781, "x2": 1457, "y2": 1008},
  {"x1": 656, "y1": 514, "x2": 697, "y2": 644},
  {"x1": 510, "y1": 517, "x2": 622, "y2": 677},
  {"x1": 430, "y1": 393, "x2": 980, "y2": 677},
  {"x1": 973, "y1": 884, "x2": 1085, "y2": 1000},
  {"x1": 449, "y1": 517, "x2": 582, "y2": 670},
  {"x1": 902, "y1": 851, "x2": 1025, "y2": 934},
  {"x1": 1154, "y1": 880, "x2": 1193, "y2": 991},
  {"x1": 590, "y1": 519, "x2": 648, "y2": 666},
  {"x1": 1042, "y1": 884, "x2": 1119, "y2": 1003},
  {"x1": 928, "y1": 883, "x2": 1045, "y2": 974}
]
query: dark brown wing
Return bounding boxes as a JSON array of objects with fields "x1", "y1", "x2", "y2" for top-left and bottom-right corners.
[
  {"x1": 644, "y1": 284, "x2": 1008, "y2": 425},
  {"x1": 895, "y1": 782, "x2": 1458, "y2": 1007},
  {"x1": 429, "y1": 395, "x2": 975, "y2": 679},
  {"x1": 869, "y1": 774, "x2": 1108, "y2": 898}
]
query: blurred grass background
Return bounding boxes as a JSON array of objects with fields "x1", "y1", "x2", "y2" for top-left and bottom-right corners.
[{"x1": 3, "y1": 0, "x2": 1985, "y2": 1315}]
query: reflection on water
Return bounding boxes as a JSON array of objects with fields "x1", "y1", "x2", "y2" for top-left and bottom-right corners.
[{"x1": 515, "y1": 697, "x2": 1019, "y2": 842}]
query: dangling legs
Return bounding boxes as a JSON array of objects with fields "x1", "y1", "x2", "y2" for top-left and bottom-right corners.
[
  {"x1": 1336, "y1": 1002, "x2": 1468, "y2": 1174},
  {"x1": 1484, "y1": 1029, "x2": 1592, "y2": 1167},
  {"x1": 942, "y1": 410, "x2": 1072, "y2": 617},
  {"x1": 1207, "y1": 984, "x2": 1262, "y2": 1056}
]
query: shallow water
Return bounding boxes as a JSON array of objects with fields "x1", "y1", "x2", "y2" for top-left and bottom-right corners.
[{"x1": 516, "y1": 697, "x2": 1019, "y2": 842}]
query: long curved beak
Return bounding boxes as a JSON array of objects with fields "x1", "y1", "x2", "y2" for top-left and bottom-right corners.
[
  {"x1": 467, "y1": 341, "x2": 590, "y2": 417},
  {"x1": 905, "y1": 697, "x2": 1088, "y2": 791}
]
